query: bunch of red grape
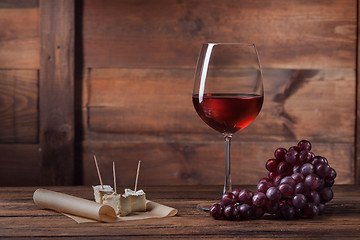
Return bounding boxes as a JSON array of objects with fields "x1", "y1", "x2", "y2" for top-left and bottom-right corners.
[{"x1": 209, "y1": 140, "x2": 337, "y2": 220}]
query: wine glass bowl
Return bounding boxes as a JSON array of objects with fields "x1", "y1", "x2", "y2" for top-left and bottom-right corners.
[{"x1": 192, "y1": 43, "x2": 264, "y2": 208}]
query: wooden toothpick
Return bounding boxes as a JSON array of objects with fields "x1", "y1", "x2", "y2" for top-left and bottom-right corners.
[
  {"x1": 113, "y1": 161, "x2": 117, "y2": 194},
  {"x1": 134, "y1": 160, "x2": 141, "y2": 191},
  {"x1": 93, "y1": 155, "x2": 104, "y2": 189}
]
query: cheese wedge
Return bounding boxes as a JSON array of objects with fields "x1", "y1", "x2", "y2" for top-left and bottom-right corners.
[
  {"x1": 124, "y1": 188, "x2": 147, "y2": 212},
  {"x1": 102, "y1": 193, "x2": 121, "y2": 215},
  {"x1": 119, "y1": 195, "x2": 132, "y2": 216},
  {"x1": 102, "y1": 193, "x2": 131, "y2": 217},
  {"x1": 92, "y1": 185, "x2": 113, "y2": 204}
]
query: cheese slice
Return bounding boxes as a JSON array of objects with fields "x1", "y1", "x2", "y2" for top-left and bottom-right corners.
[
  {"x1": 92, "y1": 185, "x2": 113, "y2": 204},
  {"x1": 123, "y1": 188, "x2": 147, "y2": 212}
]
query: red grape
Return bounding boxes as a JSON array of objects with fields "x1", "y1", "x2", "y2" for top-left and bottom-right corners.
[
  {"x1": 300, "y1": 163, "x2": 314, "y2": 176},
  {"x1": 326, "y1": 168, "x2": 337, "y2": 181},
  {"x1": 285, "y1": 150, "x2": 298, "y2": 165},
  {"x1": 280, "y1": 176, "x2": 296, "y2": 189},
  {"x1": 273, "y1": 175, "x2": 282, "y2": 187},
  {"x1": 233, "y1": 207, "x2": 241, "y2": 220},
  {"x1": 222, "y1": 192, "x2": 237, "y2": 206},
  {"x1": 257, "y1": 181, "x2": 271, "y2": 193},
  {"x1": 325, "y1": 179, "x2": 334, "y2": 187},
  {"x1": 307, "y1": 190, "x2": 321, "y2": 204},
  {"x1": 312, "y1": 156, "x2": 328, "y2": 166},
  {"x1": 237, "y1": 189, "x2": 253, "y2": 205},
  {"x1": 266, "y1": 187, "x2": 281, "y2": 201},
  {"x1": 297, "y1": 140, "x2": 312, "y2": 151},
  {"x1": 293, "y1": 164, "x2": 301, "y2": 173},
  {"x1": 280, "y1": 203, "x2": 296, "y2": 219},
  {"x1": 266, "y1": 159, "x2": 278, "y2": 172},
  {"x1": 232, "y1": 188, "x2": 242, "y2": 197},
  {"x1": 252, "y1": 206, "x2": 265, "y2": 219},
  {"x1": 298, "y1": 150, "x2": 314, "y2": 164},
  {"x1": 319, "y1": 187, "x2": 333, "y2": 203},
  {"x1": 288, "y1": 146, "x2": 301, "y2": 152},
  {"x1": 224, "y1": 204, "x2": 236, "y2": 220},
  {"x1": 279, "y1": 183, "x2": 294, "y2": 198},
  {"x1": 274, "y1": 148, "x2": 287, "y2": 161},
  {"x1": 237, "y1": 204, "x2": 252, "y2": 220},
  {"x1": 303, "y1": 203, "x2": 319, "y2": 218},
  {"x1": 291, "y1": 172, "x2": 305, "y2": 184},
  {"x1": 294, "y1": 182, "x2": 305, "y2": 194},
  {"x1": 317, "y1": 203, "x2": 326, "y2": 215},
  {"x1": 253, "y1": 192, "x2": 267, "y2": 207},
  {"x1": 268, "y1": 171, "x2": 278, "y2": 181},
  {"x1": 304, "y1": 173, "x2": 320, "y2": 190},
  {"x1": 209, "y1": 203, "x2": 224, "y2": 220},
  {"x1": 292, "y1": 194, "x2": 307, "y2": 209},
  {"x1": 258, "y1": 177, "x2": 272, "y2": 184},
  {"x1": 278, "y1": 161, "x2": 292, "y2": 177},
  {"x1": 266, "y1": 200, "x2": 279, "y2": 214},
  {"x1": 315, "y1": 163, "x2": 331, "y2": 178}
]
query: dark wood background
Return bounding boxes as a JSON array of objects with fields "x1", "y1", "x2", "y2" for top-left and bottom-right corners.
[{"x1": 0, "y1": 0, "x2": 359, "y2": 186}]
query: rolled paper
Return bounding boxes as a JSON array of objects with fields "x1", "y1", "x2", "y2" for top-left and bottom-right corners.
[{"x1": 33, "y1": 188, "x2": 117, "y2": 223}]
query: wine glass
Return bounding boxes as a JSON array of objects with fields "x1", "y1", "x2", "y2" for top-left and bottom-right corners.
[{"x1": 192, "y1": 43, "x2": 264, "y2": 210}]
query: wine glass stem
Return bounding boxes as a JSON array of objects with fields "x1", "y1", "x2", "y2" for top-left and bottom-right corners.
[{"x1": 223, "y1": 134, "x2": 232, "y2": 194}]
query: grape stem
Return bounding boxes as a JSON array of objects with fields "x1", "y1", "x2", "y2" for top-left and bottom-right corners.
[{"x1": 223, "y1": 135, "x2": 232, "y2": 194}]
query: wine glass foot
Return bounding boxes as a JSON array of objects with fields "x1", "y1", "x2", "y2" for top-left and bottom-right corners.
[{"x1": 196, "y1": 201, "x2": 215, "y2": 212}]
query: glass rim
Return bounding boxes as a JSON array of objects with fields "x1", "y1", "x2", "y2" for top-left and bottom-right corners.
[{"x1": 202, "y1": 42, "x2": 256, "y2": 47}]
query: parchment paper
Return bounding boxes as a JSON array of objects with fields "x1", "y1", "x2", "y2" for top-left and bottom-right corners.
[{"x1": 33, "y1": 188, "x2": 178, "y2": 223}]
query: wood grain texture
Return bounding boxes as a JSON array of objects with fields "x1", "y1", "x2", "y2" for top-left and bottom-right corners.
[
  {"x1": 82, "y1": 140, "x2": 352, "y2": 186},
  {"x1": 0, "y1": 70, "x2": 38, "y2": 143},
  {"x1": 0, "y1": 144, "x2": 41, "y2": 186},
  {"x1": 84, "y1": 68, "x2": 355, "y2": 143},
  {"x1": 356, "y1": 0, "x2": 360, "y2": 184},
  {"x1": 0, "y1": 0, "x2": 38, "y2": 9},
  {"x1": 78, "y1": 0, "x2": 358, "y2": 185},
  {"x1": 82, "y1": 0, "x2": 356, "y2": 69},
  {"x1": 39, "y1": 0, "x2": 75, "y2": 185},
  {"x1": 0, "y1": 7, "x2": 39, "y2": 69},
  {"x1": 0, "y1": 185, "x2": 359, "y2": 239}
]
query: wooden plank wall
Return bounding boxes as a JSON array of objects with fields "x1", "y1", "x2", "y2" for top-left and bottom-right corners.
[
  {"x1": 80, "y1": 0, "x2": 357, "y2": 186},
  {"x1": 0, "y1": 0, "x2": 41, "y2": 185},
  {"x1": 0, "y1": 0, "x2": 358, "y2": 186},
  {"x1": 39, "y1": 0, "x2": 75, "y2": 185},
  {"x1": 0, "y1": 0, "x2": 75, "y2": 186}
]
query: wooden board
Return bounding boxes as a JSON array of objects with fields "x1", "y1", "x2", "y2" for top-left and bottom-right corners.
[
  {"x1": 82, "y1": 0, "x2": 356, "y2": 69},
  {"x1": 0, "y1": 70, "x2": 38, "y2": 143},
  {"x1": 0, "y1": 6, "x2": 39, "y2": 69},
  {"x1": 1, "y1": 186, "x2": 358, "y2": 238}
]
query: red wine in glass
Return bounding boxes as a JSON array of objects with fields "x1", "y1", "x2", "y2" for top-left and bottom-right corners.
[{"x1": 193, "y1": 93, "x2": 263, "y2": 134}]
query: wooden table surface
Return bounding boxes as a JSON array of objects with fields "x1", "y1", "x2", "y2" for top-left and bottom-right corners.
[{"x1": 0, "y1": 185, "x2": 359, "y2": 239}]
